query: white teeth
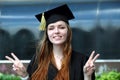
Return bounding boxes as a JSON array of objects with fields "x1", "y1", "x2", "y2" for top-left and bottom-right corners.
[
  {"x1": 54, "y1": 36, "x2": 61, "y2": 39},
  {"x1": 55, "y1": 36, "x2": 60, "y2": 38},
  {"x1": 54, "y1": 36, "x2": 60, "y2": 37}
]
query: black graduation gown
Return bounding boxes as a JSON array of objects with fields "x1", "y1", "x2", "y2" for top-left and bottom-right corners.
[{"x1": 27, "y1": 50, "x2": 95, "y2": 80}]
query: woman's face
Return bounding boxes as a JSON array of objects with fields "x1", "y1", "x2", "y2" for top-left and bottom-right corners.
[{"x1": 47, "y1": 21, "x2": 68, "y2": 45}]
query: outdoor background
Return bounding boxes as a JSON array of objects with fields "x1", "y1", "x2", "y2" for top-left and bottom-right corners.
[{"x1": 0, "y1": 0, "x2": 120, "y2": 60}]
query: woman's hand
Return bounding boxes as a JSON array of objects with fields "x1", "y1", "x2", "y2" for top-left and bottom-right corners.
[
  {"x1": 5, "y1": 53, "x2": 28, "y2": 77},
  {"x1": 83, "y1": 51, "x2": 100, "y2": 78}
]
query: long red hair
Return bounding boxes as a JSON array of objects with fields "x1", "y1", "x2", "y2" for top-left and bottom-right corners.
[{"x1": 31, "y1": 24, "x2": 72, "y2": 80}]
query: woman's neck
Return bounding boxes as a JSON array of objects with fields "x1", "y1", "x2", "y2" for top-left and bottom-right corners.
[
  {"x1": 53, "y1": 45, "x2": 63, "y2": 56},
  {"x1": 53, "y1": 45, "x2": 64, "y2": 70}
]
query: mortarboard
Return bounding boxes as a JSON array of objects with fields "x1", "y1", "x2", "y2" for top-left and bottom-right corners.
[{"x1": 35, "y1": 4, "x2": 75, "y2": 31}]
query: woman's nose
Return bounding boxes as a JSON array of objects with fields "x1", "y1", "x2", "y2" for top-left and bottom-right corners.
[{"x1": 54, "y1": 28, "x2": 59, "y2": 33}]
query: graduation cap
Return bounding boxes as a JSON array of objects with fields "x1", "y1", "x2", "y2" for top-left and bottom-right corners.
[{"x1": 35, "y1": 4, "x2": 75, "y2": 31}]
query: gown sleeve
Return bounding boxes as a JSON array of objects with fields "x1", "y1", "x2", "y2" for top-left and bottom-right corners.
[
  {"x1": 27, "y1": 54, "x2": 38, "y2": 77},
  {"x1": 70, "y1": 51, "x2": 95, "y2": 80}
]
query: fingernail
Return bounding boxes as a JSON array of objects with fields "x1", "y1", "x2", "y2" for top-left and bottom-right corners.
[
  {"x1": 92, "y1": 50, "x2": 95, "y2": 53},
  {"x1": 11, "y1": 53, "x2": 14, "y2": 55}
]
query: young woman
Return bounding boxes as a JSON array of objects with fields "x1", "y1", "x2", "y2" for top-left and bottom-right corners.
[{"x1": 5, "y1": 4, "x2": 99, "y2": 80}]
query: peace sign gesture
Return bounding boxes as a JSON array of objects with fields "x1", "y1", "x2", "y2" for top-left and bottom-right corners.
[
  {"x1": 83, "y1": 51, "x2": 100, "y2": 77},
  {"x1": 5, "y1": 53, "x2": 28, "y2": 77}
]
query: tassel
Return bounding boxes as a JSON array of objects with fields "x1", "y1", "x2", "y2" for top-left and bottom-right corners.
[{"x1": 39, "y1": 13, "x2": 46, "y2": 31}]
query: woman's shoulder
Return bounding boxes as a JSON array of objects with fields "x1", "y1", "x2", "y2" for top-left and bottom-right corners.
[
  {"x1": 72, "y1": 50, "x2": 88, "y2": 58},
  {"x1": 71, "y1": 50, "x2": 89, "y2": 64}
]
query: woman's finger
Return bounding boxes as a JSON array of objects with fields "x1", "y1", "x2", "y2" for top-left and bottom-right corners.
[
  {"x1": 11, "y1": 53, "x2": 19, "y2": 61},
  {"x1": 13, "y1": 67, "x2": 17, "y2": 71},
  {"x1": 86, "y1": 65, "x2": 95, "y2": 71},
  {"x1": 13, "y1": 67, "x2": 19, "y2": 71},
  {"x1": 88, "y1": 51, "x2": 95, "y2": 61},
  {"x1": 5, "y1": 56, "x2": 15, "y2": 63},
  {"x1": 85, "y1": 51, "x2": 95, "y2": 65},
  {"x1": 92, "y1": 54, "x2": 100, "y2": 62}
]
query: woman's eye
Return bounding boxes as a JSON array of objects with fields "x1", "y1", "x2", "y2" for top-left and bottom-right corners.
[
  {"x1": 60, "y1": 26, "x2": 65, "y2": 29},
  {"x1": 48, "y1": 27, "x2": 54, "y2": 30}
]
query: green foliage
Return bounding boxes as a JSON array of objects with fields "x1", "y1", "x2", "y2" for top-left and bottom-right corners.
[
  {"x1": 0, "y1": 71, "x2": 120, "y2": 80},
  {"x1": 96, "y1": 71, "x2": 120, "y2": 80},
  {"x1": 0, "y1": 73, "x2": 21, "y2": 80}
]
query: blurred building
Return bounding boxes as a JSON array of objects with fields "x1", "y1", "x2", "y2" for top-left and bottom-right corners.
[{"x1": 0, "y1": 0, "x2": 120, "y2": 59}]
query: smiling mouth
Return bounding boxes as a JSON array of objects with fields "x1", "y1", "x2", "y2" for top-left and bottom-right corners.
[{"x1": 53, "y1": 36, "x2": 62, "y2": 39}]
